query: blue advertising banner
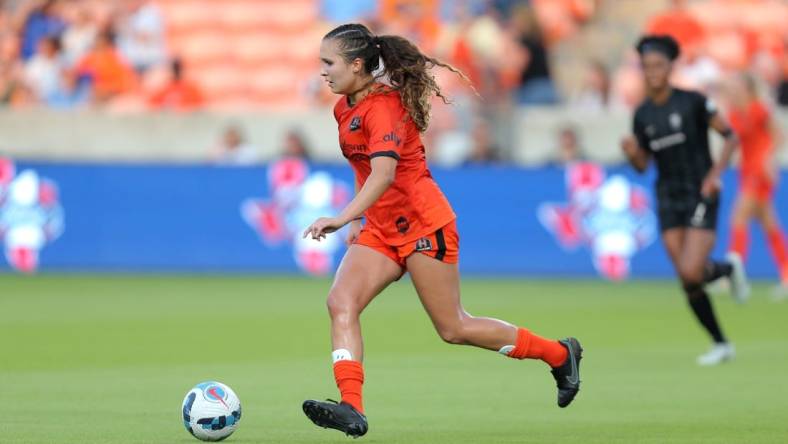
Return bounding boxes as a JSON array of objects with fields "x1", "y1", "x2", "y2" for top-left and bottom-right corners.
[{"x1": 1, "y1": 157, "x2": 786, "y2": 279}]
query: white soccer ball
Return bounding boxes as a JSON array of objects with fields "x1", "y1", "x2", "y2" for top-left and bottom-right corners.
[{"x1": 182, "y1": 381, "x2": 242, "y2": 441}]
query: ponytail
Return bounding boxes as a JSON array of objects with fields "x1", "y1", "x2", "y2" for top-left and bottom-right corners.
[{"x1": 324, "y1": 24, "x2": 470, "y2": 132}]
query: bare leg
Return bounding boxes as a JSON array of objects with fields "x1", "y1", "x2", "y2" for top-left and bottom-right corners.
[{"x1": 328, "y1": 245, "x2": 402, "y2": 361}]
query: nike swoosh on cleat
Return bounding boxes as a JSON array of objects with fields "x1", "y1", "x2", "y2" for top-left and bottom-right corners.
[{"x1": 566, "y1": 343, "x2": 579, "y2": 385}]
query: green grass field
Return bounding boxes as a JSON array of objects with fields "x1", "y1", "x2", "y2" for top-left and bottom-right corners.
[{"x1": 1, "y1": 275, "x2": 787, "y2": 443}]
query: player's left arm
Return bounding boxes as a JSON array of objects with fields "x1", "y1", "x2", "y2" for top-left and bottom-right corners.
[{"x1": 703, "y1": 113, "x2": 740, "y2": 197}]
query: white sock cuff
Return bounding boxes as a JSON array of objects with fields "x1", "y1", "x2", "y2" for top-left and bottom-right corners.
[
  {"x1": 332, "y1": 348, "x2": 353, "y2": 363},
  {"x1": 498, "y1": 345, "x2": 515, "y2": 356}
]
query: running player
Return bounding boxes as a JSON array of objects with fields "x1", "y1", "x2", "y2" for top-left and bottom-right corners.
[
  {"x1": 621, "y1": 35, "x2": 749, "y2": 366},
  {"x1": 725, "y1": 72, "x2": 788, "y2": 296},
  {"x1": 301, "y1": 24, "x2": 583, "y2": 438}
]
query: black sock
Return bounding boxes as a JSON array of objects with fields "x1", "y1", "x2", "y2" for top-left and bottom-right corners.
[
  {"x1": 703, "y1": 260, "x2": 733, "y2": 283},
  {"x1": 684, "y1": 283, "x2": 727, "y2": 343}
]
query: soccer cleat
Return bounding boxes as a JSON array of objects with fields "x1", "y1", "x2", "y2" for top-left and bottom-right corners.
[
  {"x1": 550, "y1": 337, "x2": 583, "y2": 408},
  {"x1": 725, "y1": 252, "x2": 750, "y2": 304},
  {"x1": 697, "y1": 343, "x2": 735, "y2": 366},
  {"x1": 302, "y1": 399, "x2": 368, "y2": 438}
]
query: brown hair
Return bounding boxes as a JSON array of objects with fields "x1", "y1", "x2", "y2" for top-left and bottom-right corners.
[{"x1": 324, "y1": 23, "x2": 469, "y2": 132}]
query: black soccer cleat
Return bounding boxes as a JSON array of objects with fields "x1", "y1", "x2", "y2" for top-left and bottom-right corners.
[
  {"x1": 550, "y1": 337, "x2": 583, "y2": 408},
  {"x1": 302, "y1": 399, "x2": 368, "y2": 438}
]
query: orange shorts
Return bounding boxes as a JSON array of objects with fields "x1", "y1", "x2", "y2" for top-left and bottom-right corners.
[
  {"x1": 740, "y1": 174, "x2": 774, "y2": 203},
  {"x1": 354, "y1": 220, "x2": 459, "y2": 269}
]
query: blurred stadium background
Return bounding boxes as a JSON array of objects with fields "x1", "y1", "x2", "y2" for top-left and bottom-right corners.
[{"x1": 1, "y1": 1, "x2": 787, "y2": 443}]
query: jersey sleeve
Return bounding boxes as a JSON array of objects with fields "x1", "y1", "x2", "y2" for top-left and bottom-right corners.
[
  {"x1": 692, "y1": 91, "x2": 717, "y2": 124},
  {"x1": 633, "y1": 109, "x2": 650, "y2": 152},
  {"x1": 363, "y1": 98, "x2": 404, "y2": 160}
]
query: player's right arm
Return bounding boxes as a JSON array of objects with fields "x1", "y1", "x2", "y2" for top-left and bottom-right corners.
[
  {"x1": 621, "y1": 134, "x2": 650, "y2": 173},
  {"x1": 622, "y1": 110, "x2": 651, "y2": 173},
  {"x1": 346, "y1": 181, "x2": 362, "y2": 246}
]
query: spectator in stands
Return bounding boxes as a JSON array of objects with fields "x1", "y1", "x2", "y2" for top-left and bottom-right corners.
[
  {"x1": 281, "y1": 128, "x2": 311, "y2": 161},
  {"x1": 464, "y1": 119, "x2": 501, "y2": 165},
  {"x1": 115, "y1": 0, "x2": 166, "y2": 74},
  {"x1": 645, "y1": 0, "x2": 704, "y2": 55},
  {"x1": 211, "y1": 124, "x2": 259, "y2": 165},
  {"x1": 510, "y1": 5, "x2": 558, "y2": 105},
  {"x1": 780, "y1": 62, "x2": 788, "y2": 107},
  {"x1": 147, "y1": 57, "x2": 204, "y2": 112},
  {"x1": 61, "y1": 4, "x2": 97, "y2": 68},
  {"x1": 553, "y1": 124, "x2": 584, "y2": 165},
  {"x1": 23, "y1": 35, "x2": 64, "y2": 101},
  {"x1": 571, "y1": 60, "x2": 610, "y2": 111},
  {"x1": 73, "y1": 29, "x2": 137, "y2": 103},
  {"x1": 17, "y1": 0, "x2": 67, "y2": 61}
]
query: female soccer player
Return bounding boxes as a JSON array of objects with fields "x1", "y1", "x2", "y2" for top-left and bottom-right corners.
[
  {"x1": 726, "y1": 73, "x2": 787, "y2": 295},
  {"x1": 621, "y1": 35, "x2": 749, "y2": 366},
  {"x1": 301, "y1": 24, "x2": 583, "y2": 438}
]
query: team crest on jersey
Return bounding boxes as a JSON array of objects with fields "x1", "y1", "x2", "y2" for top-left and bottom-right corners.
[
  {"x1": 669, "y1": 112, "x2": 682, "y2": 130},
  {"x1": 349, "y1": 116, "x2": 361, "y2": 131},
  {"x1": 414, "y1": 237, "x2": 432, "y2": 252},
  {"x1": 396, "y1": 216, "x2": 410, "y2": 234}
]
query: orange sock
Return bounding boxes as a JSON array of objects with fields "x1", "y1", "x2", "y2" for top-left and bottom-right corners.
[
  {"x1": 507, "y1": 327, "x2": 568, "y2": 368},
  {"x1": 730, "y1": 225, "x2": 749, "y2": 260},
  {"x1": 766, "y1": 227, "x2": 788, "y2": 282},
  {"x1": 333, "y1": 360, "x2": 364, "y2": 413}
]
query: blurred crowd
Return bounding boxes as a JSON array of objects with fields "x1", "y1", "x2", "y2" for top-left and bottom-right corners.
[
  {"x1": 0, "y1": 0, "x2": 203, "y2": 111},
  {"x1": 1, "y1": 0, "x2": 787, "y2": 165}
]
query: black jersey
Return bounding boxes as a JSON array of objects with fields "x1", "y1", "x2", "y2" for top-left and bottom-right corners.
[{"x1": 633, "y1": 88, "x2": 717, "y2": 199}]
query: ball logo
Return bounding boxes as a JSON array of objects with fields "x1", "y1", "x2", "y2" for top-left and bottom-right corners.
[
  {"x1": 204, "y1": 385, "x2": 229, "y2": 408},
  {"x1": 539, "y1": 162, "x2": 657, "y2": 280},
  {"x1": 241, "y1": 158, "x2": 351, "y2": 275},
  {"x1": 0, "y1": 157, "x2": 64, "y2": 273}
]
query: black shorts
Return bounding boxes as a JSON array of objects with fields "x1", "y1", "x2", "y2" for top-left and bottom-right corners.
[{"x1": 657, "y1": 194, "x2": 719, "y2": 232}]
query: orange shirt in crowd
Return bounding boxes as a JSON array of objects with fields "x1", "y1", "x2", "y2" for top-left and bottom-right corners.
[
  {"x1": 148, "y1": 79, "x2": 204, "y2": 111},
  {"x1": 646, "y1": 8, "x2": 705, "y2": 52},
  {"x1": 333, "y1": 85, "x2": 455, "y2": 245},
  {"x1": 75, "y1": 48, "x2": 136, "y2": 98}
]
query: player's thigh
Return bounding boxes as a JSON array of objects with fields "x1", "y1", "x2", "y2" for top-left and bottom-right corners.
[
  {"x1": 661, "y1": 227, "x2": 686, "y2": 267},
  {"x1": 405, "y1": 253, "x2": 465, "y2": 330},
  {"x1": 754, "y1": 200, "x2": 781, "y2": 231},
  {"x1": 732, "y1": 192, "x2": 757, "y2": 225},
  {"x1": 328, "y1": 244, "x2": 402, "y2": 316},
  {"x1": 678, "y1": 228, "x2": 717, "y2": 282}
]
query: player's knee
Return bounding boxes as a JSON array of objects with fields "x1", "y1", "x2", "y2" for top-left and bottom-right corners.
[
  {"x1": 436, "y1": 323, "x2": 468, "y2": 345},
  {"x1": 326, "y1": 291, "x2": 359, "y2": 322},
  {"x1": 678, "y1": 263, "x2": 704, "y2": 285}
]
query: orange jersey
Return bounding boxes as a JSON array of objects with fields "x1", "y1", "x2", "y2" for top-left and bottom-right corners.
[
  {"x1": 728, "y1": 100, "x2": 773, "y2": 176},
  {"x1": 333, "y1": 86, "x2": 455, "y2": 245}
]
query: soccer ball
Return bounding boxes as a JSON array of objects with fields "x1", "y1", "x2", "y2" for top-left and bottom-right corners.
[{"x1": 182, "y1": 381, "x2": 242, "y2": 441}]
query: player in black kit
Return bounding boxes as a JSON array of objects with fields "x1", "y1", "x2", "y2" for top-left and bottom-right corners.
[{"x1": 621, "y1": 35, "x2": 750, "y2": 366}]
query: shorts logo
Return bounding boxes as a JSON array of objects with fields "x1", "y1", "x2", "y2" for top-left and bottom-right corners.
[
  {"x1": 414, "y1": 237, "x2": 432, "y2": 251},
  {"x1": 396, "y1": 216, "x2": 409, "y2": 234},
  {"x1": 349, "y1": 116, "x2": 361, "y2": 131}
]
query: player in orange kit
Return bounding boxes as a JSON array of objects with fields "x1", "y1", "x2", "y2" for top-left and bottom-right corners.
[
  {"x1": 300, "y1": 24, "x2": 583, "y2": 438},
  {"x1": 726, "y1": 73, "x2": 788, "y2": 295}
]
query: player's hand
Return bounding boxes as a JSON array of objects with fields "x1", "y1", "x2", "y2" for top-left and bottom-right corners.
[
  {"x1": 345, "y1": 219, "x2": 362, "y2": 246},
  {"x1": 620, "y1": 135, "x2": 639, "y2": 158},
  {"x1": 701, "y1": 171, "x2": 722, "y2": 198},
  {"x1": 303, "y1": 217, "x2": 344, "y2": 241}
]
